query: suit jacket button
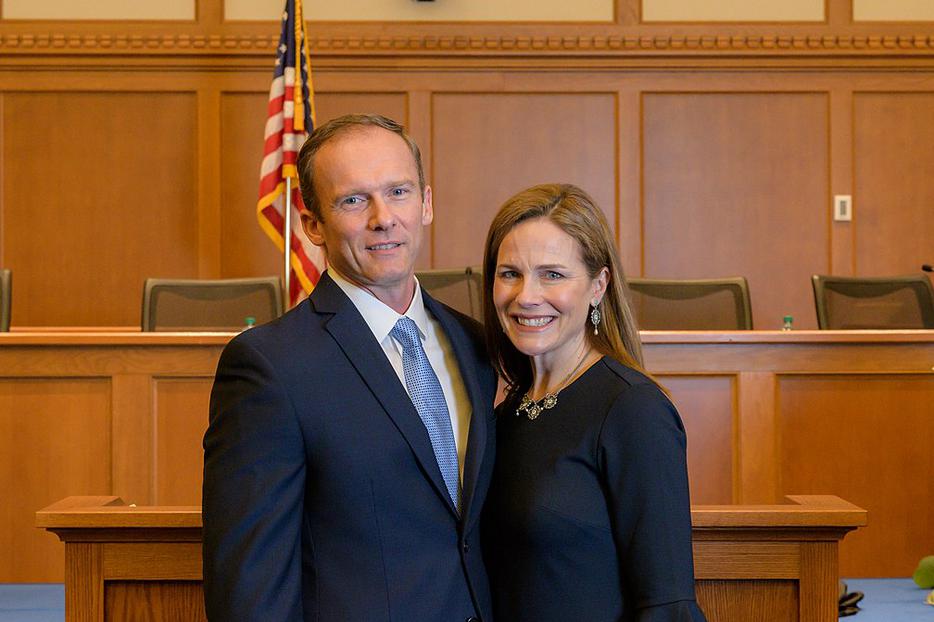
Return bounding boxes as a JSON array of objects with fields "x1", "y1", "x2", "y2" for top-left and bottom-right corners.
[
  {"x1": 461, "y1": 541, "x2": 470, "y2": 553},
  {"x1": 465, "y1": 617, "x2": 480, "y2": 622}
]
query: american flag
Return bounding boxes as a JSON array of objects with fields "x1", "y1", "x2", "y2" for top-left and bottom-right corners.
[{"x1": 256, "y1": 0, "x2": 323, "y2": 307}]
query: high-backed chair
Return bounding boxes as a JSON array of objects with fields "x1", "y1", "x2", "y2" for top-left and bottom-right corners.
[
  {"x1": 142, "y1": 277, "x2": 283, "y2": 331},
  {"x1": 811, "y1": 274, "x2": 934, "y2": 329},
  {"x1": 0, "y1": 269, "x2": 11, "y2": 332},
  {"x1": 416, "y1": 267, "x2": 483, "y2": 322},
  {"x1": 626, "y1": 277, "x2": 753, "y2": 330}
]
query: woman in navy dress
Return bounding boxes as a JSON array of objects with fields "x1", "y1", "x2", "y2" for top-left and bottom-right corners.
[{"x1": 481, "y1": 184, "x2": 706, "y2": 622}]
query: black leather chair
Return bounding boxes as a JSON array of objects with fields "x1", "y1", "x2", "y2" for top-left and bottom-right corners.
[
  {"x1": 811, "y1": 274, "x2": 934, "y2": 329},
  {"x1": 626, "y1": 277, "x2": 753, "y2": 330},
  {"x1": 416, "y1": 267, "x2": 483, "y2": 322},
  {"x1": 0, "y1": 269, "x2": 10, "y2": 332},
  {"x1": 141, "y1": 277, "x2": 283, "y2": 331}
]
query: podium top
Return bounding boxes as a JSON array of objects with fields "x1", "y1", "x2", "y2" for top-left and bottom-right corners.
[{"x1": 37, "y1": 494, "x2": 866, "y2": 530}]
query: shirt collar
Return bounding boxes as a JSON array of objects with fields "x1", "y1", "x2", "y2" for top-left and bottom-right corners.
[{"x1": 328, "y1": 268, "x2": 432, "y2": 344}]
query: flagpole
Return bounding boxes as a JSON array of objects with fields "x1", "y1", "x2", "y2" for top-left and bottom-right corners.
[
  {"x1": 284, "y1": 177, "x2": 292, "y2": 310},
  {"x1": 257, "y1": 0, "x2": 321, "y2": 312}
]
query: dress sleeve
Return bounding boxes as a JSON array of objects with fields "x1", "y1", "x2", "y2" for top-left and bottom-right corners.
[
  {"x1": 597, "y1": 383, "x2": 707, "y2": 621},
  {"x1": 202, "y1": 336, "x2": 307, "y2": 621}
]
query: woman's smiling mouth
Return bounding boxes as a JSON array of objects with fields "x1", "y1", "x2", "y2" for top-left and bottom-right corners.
[{"x1": 515, "y1": 316, "x2": 554, "y2": 327}]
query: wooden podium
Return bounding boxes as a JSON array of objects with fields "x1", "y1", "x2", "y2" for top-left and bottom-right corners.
[{"x1": 38, "y1": 495, "x2": 865, "y2": 622}]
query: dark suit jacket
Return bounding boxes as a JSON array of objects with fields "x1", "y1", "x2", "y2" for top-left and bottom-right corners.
[{"x1": 202, "y1": 272, "x2": 497, "y2": 622}]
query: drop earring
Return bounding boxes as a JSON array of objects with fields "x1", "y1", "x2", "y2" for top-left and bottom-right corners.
[{"x1": 590, "y1": 301, "x2": 602, "y2": 335}]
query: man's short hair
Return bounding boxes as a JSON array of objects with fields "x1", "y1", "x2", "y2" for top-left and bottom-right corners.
[{"x1": 296, "y1": 113, "x2": 426, "y2": 219}]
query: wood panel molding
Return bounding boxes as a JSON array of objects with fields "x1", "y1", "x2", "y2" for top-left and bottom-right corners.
[{"x1": 1, "y1": 29, "x2": 934, "y2": 57}]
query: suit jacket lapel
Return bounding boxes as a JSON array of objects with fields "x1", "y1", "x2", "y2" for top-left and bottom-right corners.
[
  {"x1": 311, "y1": 274, "x2": 459, "y2": 517},
  {"x1": 422, "y1": 293, "x2": 489, "y2": 530}
]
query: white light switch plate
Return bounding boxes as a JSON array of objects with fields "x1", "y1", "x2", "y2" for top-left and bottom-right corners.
[{"x1": 834, "y1": 195, "x2": 852, "y2": 221}]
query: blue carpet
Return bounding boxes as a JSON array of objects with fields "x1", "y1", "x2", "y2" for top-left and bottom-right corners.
[
  {"x1": 0, "y1": 580, "x2": 930, "y2": 620},
  {"x1": 0, "y1": 584, "x2": 63, "y2": 622},
  {"x1": 844, "y1": 578, "x2": 933, "y2": 621}
]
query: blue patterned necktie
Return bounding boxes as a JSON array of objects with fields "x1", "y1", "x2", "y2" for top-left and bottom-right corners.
[{"x1": 391, "y1": 316, "x2": 461, "y2": 512}]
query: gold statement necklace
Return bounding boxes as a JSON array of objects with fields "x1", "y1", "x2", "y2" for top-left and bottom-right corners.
[{"x1": 516, "y1": 348, "x2": 592, "y2": 421}]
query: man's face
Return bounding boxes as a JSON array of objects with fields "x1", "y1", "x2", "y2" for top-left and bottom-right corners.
[{"x1": 302, "y1": 126, "x2": 432, "y2": 307}]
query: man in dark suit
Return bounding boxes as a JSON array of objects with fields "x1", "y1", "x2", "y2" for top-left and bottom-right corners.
[{"x1": 202, "y1": 114, "x2": 497, "y2": 621}]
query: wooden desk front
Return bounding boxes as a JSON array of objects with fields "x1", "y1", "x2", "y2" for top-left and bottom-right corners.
[
  {"x1": 3, "y1": 330, "x2": 931, "y2": 580},
  {"x1": 36, "y1": 495, "x2": 866, "y2": 622}
]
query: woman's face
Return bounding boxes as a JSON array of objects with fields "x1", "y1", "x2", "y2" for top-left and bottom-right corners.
[{"x1": 493, "y1": 217, "x2": 608, "y2": 368}]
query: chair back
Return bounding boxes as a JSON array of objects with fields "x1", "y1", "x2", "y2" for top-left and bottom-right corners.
[
  {"x1": 416, "y1": 267, "x2": 483, "y2": 322},
  {"x1": 811, "y1": 274, "x2": 934, "y2": 329},
  {"x1": 627, "y1": 277, "x2": 753, "y2": 330},
  {"x1": 142, "y1": 277, "x2": 283, "y2": 331},
  {"x1": 0, "y1": 269, "x2": 10, "y2": 332}
]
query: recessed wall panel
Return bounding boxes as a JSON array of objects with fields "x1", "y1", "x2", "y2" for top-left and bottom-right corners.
[
  {"x1": 3, "y1": 0, "x2": 194, "y2": 20},
  {"x1": 642, "y1": 93, "x2": 829, "y2": 329},
  {"x1": 432, "y1": 93, "x2": 616, "y2": 269},
  {"x1": 643, "y1": 0, "x2": 823, "y2": 22},
  {"x1": 154, "y1": 378, "x2": 213, "y2": 505},
  {"x1": 226, "y1": 0, "x2": 613, "y2": 22},
  {"x1": 779, "y1": 374, "x2": 934, "y2": 577},
  {"x1": 659, "y1": 375, "x2": 734, "y2": 505},
  {"x1": 853, "y1": 93, "x2": 934, "y2": 276},
  {"x1": 854, "y1": 0, "x2": 934, "y2": 21},
  {"x1": 220, "y1": 92, "x2": 408, "y2": 280},
  {"x1": 0, "y1": 379, "x2": 112, "y2": 582},
  {"x1": 2, "y1": 93, "x2": 198, "y2": 327}
]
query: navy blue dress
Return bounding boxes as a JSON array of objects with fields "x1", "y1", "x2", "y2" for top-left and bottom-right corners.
[{"x1": 485, "y1": 356, "x2": 706, "y2": 621}]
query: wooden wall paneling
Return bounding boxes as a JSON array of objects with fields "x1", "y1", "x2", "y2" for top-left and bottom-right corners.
[
  {"x1": 111, "y1": 374, "x2": 154, "y2": 506},
  {"x1": 202, "y1": 0, "x2": 222, "y2": 25},
  {"x1": 658, "y1": 374, "x2": 735, "y2": 504},
  {"x1": 0, "y1": 69, "x2": 927, "y2": 329},
  {"x1": 618, "y1": 88, "x2": 642, "y2": 275},
  {"x1": 853, "y1": 92, "x2": 934, "y2": 276},
  {"x1": 218, "y1": 91, "x2": 409, "y2": 279},
  {"x1": 778, "y1": 374, "x2": 934, "y2": 577},
  {"x1": 618, "y1": 0, "x2": 640, "y2": 24},
  {"x1": 314, "y1": 72, "x2": 502, "y2": 99},
  {"x1": 1, "y1": 91, "x2": 199, "y2": 327},
  {"x1": 0, "y1": 378, "x2": 112, "y2": 581},
  {"x1": 406, "y1": 90, "x2": 433, "y2": 270},
  {"x1": 642, "y1": 91, "x2": 830, "y2": 329},
  {"x1": 737, "y1": 371, "x2": 779, "y2": 504},
  {"x1": 309, "y1": 93, "x2": 409, "y2": 141},
  {"x1": 0, "y1": 93, "x2": 4, "y2": 266},
  {"x1": 431, "y1": 92, "x2": 618, "y2": 269},
  {"x1": 198, "y1": 89, "x2": 222, "y2": 278},
  {"x1": 829, "y1": 87, "x2": 854, "y2": 276},
  {"x1": 826, "y1": 0, "x2": 852, "y2": 25},
  {"x1": 219, "y1": 91, "x2": 281, "y2": 280},
  {"x1": 152, "y1": 377, "x2": 213, "y2": 505}
]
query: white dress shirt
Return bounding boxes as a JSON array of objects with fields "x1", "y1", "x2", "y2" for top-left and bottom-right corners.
[{"x1": 329, "y1": 269, "x2": 472, "y2": 481}]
